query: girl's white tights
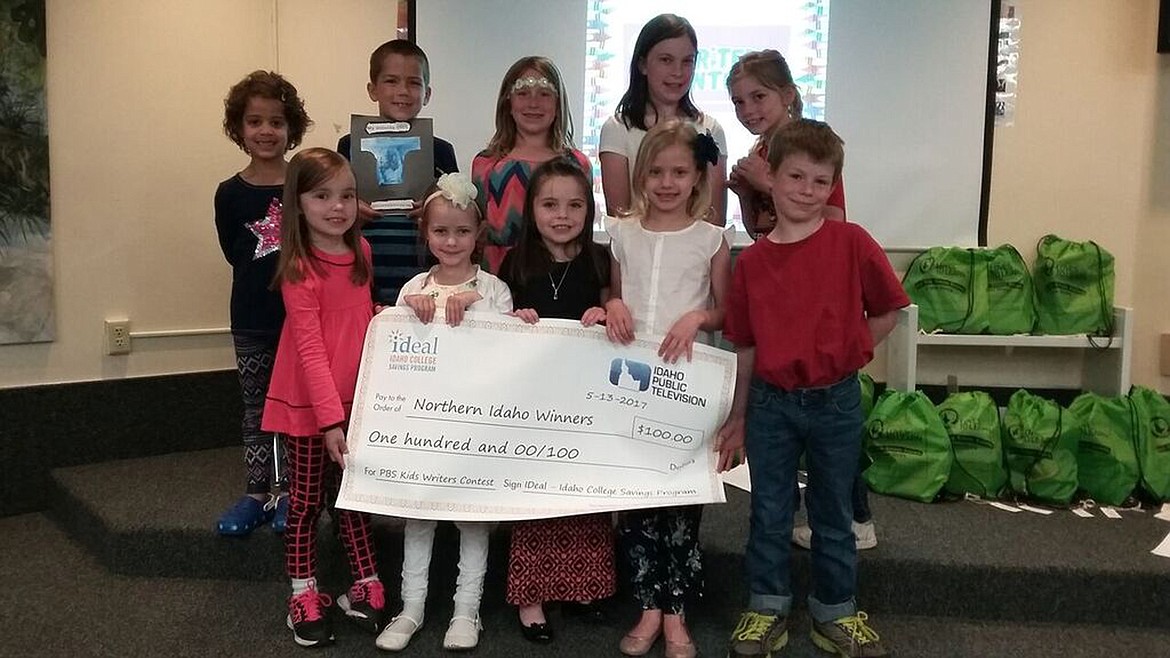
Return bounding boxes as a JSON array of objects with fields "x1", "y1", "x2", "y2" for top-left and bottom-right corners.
[{"x1": 401, "y1": 519, "x2": 490, "y2": 618}]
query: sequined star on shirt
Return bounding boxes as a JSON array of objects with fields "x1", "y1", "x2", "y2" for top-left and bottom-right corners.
[{"x1": 247, "y1": 198, "x2": 282, "y2": 260}]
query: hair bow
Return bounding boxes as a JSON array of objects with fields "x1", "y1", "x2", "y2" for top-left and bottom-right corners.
[
  {"x1": 426, "y1": 172, "x2": 478, "y2": 211},
  {"x1": 693, "y1": 132, "x2": 720, "y2": 167}
]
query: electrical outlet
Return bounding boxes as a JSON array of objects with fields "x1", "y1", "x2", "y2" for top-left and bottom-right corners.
[{"x1": 105, "y1": 319, "x2": 131, "y2": 355}]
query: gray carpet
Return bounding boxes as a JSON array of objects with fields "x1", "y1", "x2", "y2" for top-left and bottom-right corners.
[
  {"x1": 23, "y1": 446, "x2": 1170, "y2": 657},
  {"x1": 4, "y1": 514, "x2": 1170, "y2": 657}
]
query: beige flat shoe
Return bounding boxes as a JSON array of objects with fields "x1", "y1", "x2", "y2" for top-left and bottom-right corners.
[
  {"x1": 618, "y1": 628, "x2": 661, "y2": 656},
  {"x1": 375, "y1": 613, "x2": 423, "y2": 651},
  {"x1": 442, "y1": 615, "x2": 482, "y2": 651},
  {"x1": 664, "y1": 638, "x2": 698, "y2": 658}
]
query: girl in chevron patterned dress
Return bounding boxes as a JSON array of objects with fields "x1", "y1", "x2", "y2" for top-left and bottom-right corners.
[{"x1": 471, "y1": 56, "x2": 591, "y2": 274}]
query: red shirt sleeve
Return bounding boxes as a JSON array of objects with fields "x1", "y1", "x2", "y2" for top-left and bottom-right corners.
[
  {"x1": 827, "y1": 176, "x2": 846, "y2": 217},
  {"x1": 281, "y1": 273, "x2": 345, "y2": 431},
  {"x1": 856, "y1": 228, "x2": 910, "y2": 317},
  {"x1": 722, "y1": 250, "x2": 755, "y2": 347}
]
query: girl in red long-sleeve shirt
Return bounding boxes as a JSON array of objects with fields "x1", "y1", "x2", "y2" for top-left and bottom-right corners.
[{"x1": 262, "y1": 148, "x2": 384, "y2": 648}]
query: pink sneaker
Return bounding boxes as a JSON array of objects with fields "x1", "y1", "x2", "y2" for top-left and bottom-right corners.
[
  {"x1": 337, "y1": 578, "x2": 386, "y2": 633},
  {"x1": 286, "y1": 588, "x2": 334, "y2": 647}
]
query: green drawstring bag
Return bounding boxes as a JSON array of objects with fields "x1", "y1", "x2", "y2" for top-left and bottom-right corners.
[
  {"x1": 1002, "y1": 390, "x2": 1078, "y2": 505},
  {"x1": 1032, "y1": 234, "x2": 1114, "y2": 335},
  {"x1": 860, "y1": 372, "x2": 876, "y2": 419},
  {"x1": 1067, "y1": 392, "x2": 1139, "y2": 506},
  {"x1": 902, "y1": 247, "x2": 989, "y2": 334},
  {"x1": 938, "y1": 391, "x2": 1007, "y2": 498},
  {"x1": 857, "y1": 373, "x2": 877, "y2": 472},
  {"x1": 863, "y1": 390, "x2": 953, "y2": 502},
  {"x1": 986, "y1": 244, "x2": 1035, "y2": 335},
  {"x1": 1129, "y1": 386, "x2": 1170, "y2": 501}
]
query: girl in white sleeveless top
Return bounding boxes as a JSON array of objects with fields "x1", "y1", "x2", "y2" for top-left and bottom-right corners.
[{"x1": 603, "y1": 119, "x2": 731, "y2": 658}]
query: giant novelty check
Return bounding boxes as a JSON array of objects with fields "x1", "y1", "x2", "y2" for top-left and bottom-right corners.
[{"x1": 336, "y1": 309, "x2": 735, "y2": 521}]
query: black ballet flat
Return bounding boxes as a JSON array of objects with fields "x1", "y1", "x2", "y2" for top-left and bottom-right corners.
[
  {"x1": 519, "y1": 620, "x2": 554, "y2": 644},
  {"x1": 561, "y1": 600, "x2": 608, "y2": 624}
]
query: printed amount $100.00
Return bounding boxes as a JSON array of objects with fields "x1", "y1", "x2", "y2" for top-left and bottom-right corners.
[{"x1": 632, "y1": 418, "x2": 702, "y2": 448}]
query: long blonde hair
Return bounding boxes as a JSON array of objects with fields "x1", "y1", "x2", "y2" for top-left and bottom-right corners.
[
  {"x1": 481, "y1": 56, "x2": 575, "y2": 158},
  {"x1": 629, "y1": 119, "x2": 712, "y2": 221},
  {"x1": 272, "y1": 148, "x2": 370, "y2": 287}
]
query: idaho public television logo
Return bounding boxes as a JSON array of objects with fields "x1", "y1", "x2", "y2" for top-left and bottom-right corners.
[{"x1": 609, "y1": 358, "x2": 651, "y2": 392}]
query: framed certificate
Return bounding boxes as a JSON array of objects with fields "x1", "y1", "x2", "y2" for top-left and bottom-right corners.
[{"x1": 349, "y1": 115, "x2": 435, "y2": 213}]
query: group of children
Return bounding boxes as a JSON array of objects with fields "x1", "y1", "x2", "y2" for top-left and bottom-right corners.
[{"x1": 212, "y1": 12, "x2": 907, "y2": 658}]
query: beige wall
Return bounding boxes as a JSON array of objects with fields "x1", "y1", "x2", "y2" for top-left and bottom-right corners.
[
  {"x1": 985, "y1": 0, "x2": 1169, "y2": 392},
  {"x1": 0, "y1": 0, "x2": 395, "y2": 388},
  {"x1": 3, "y1": 0, "x2": 1169, "y2": 393}
]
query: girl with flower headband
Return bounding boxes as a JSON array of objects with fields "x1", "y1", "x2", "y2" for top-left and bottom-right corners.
[
  {"x1": 603, "y1": 119, "x2": 731, "y2": 658},
  {"x1": 726, "y1": 49, "x2": 847, "y2": 239},
  {"x1": 375, "y1": 171, "x2": 511, "y2": 653},
  {"x1": 472, "y1": 56, "x2": 592, "y2": 273},
  {"x1": 599, "y1": 13, "x2": 728, "y2": 226}
]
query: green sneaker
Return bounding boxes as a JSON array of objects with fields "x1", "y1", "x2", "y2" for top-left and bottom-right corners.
[
  {"x1": 728, "y1": 611, "x2": 789, "y2": 657},
  {"x1": 810, "y1": 612, "x2": 888, "y2": 658}
]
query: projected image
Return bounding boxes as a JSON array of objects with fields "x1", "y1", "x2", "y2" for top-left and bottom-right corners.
[{"x1": 582, "y1": 0, "x2": 829, "y2": 230}]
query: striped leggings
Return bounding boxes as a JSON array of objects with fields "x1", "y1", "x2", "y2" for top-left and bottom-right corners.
[{"x1": 284, "y1": 434, "x2": 378, "y2": 581}]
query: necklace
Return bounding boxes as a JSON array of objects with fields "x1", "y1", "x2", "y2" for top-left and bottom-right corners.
[{"x1": 548, "y1": 260, "x2": 572, "y2": 301}]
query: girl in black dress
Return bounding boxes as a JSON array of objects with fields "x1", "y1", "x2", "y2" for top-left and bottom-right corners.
[{"x1": 498, "y1": 156, "x2": 615, "y2": 643}]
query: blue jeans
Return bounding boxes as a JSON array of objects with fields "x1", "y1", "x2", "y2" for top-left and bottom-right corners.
[
  {"x1": 745, "y1": 375, "x2": 862, "y2": 623},
  {"x1": 794, "y1": 465, "x2": 873, "y2": 524}
]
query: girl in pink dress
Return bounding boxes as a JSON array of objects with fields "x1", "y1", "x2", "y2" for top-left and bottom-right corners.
[{"x1": 262, "y1": 148, "x2": 384, "y2": 648}]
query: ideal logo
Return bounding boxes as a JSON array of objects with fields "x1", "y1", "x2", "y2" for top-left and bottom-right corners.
[
  {"x1": 609, "y1": 358, "x2": 651, "y2": 392},
  {"x1": 387, "y1": 330, "x2": 438, "y2": 355}
]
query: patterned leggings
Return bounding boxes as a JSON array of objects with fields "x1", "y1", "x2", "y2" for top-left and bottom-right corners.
[
  {"x1": 619, "y1": 505, "x2": 704, "y2": 614},
  {"x1": 284, "y1": 434, "x2": 378, "y2": 581},
  {"x1": 232, "y1": 334, "x2": 286, "y2": 494}
]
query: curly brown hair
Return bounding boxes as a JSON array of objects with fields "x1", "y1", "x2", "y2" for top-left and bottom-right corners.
[{"x1": 222, "y1": 70, "x2": 312, "y2": 151}]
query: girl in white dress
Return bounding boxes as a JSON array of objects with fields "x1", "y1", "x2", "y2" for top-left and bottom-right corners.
[
  {"x1": 376, "y1": 173, "x2": 512, "y2": 653},
  {"x1": 604, "y1": 119, "x2": 732, "y2": 658}
]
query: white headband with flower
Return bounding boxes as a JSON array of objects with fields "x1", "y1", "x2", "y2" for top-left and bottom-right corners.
[{"x1": 422, "y1": 172, "x2": 479, "y2": 213}]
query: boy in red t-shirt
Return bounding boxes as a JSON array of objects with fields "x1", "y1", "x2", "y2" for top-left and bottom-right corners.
[{"x1": 716, "y1": 119, "x2": 908, "y2": 658}]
